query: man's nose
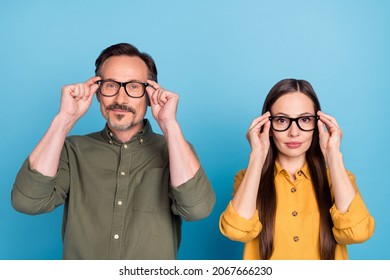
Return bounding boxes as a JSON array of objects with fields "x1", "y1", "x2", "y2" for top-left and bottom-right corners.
[{"x1": 114, "y1": 85, "x2": 129, "y2": 102}]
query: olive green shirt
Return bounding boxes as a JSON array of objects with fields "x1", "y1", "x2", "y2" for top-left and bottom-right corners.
[{"x1": 12, "y1": 119, "x2": 215, "y2": 260}]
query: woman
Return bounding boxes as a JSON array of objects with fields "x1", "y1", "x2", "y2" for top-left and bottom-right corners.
[{"x1": 219, "y1": 78, "x2": 374, "y2": 260}]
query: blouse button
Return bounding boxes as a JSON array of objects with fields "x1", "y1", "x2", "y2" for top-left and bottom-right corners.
[
  {"x1": 293, "y1": 236, "x2": 299, "y2": 242},
  {"x1": 297, "y1": 170, "x2": 303, "y2": 176},
  {"x1": 291, "y1": 187, "x2": 297, "y2": 193},
  {"x1": 292, "y1": 211, "x2": 298, "y2": 217}
]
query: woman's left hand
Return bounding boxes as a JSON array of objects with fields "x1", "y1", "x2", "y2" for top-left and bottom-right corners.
[{"x1": 317, "y1": 111, "x2": 343, "y2": 158}]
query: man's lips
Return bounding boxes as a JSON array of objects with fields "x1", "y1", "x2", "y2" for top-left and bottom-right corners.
[
  {"x1": 112, "y1": 109, "x2": 129, "y2": 113},
  {"x1": 285, "y1": 142, "x2": 302, "y2": 148}
]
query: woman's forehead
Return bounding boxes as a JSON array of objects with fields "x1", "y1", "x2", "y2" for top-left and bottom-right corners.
[{"x1": 271, "y1": 92, "x2": 315, "y2": 115}]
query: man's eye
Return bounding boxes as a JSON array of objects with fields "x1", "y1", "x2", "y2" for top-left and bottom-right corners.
[
  {"x1": 128, "y1": 83, "x2": 141, "y2": 90},
  {"x1": 104, "y1": 82, "x2": 118, "y2": 89}
]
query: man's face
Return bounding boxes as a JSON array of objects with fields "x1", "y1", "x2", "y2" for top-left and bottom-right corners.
[{"x1": 97, "y1": 55, "x2": 149, "y2": 133}]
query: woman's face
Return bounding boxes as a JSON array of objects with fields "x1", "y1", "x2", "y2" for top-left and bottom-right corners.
[{"x1": 270, "y1": 92, "x2": 316, "y2": 161}]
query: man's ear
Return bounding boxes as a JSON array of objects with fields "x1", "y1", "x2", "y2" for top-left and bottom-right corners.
[{"x1": 96, "y1": 92, "x2": 101, "y2": 103}]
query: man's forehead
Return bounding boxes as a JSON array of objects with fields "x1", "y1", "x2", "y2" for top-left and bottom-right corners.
[{"x1": 99, "y1": 55, "x2": 148, "y2": 78}]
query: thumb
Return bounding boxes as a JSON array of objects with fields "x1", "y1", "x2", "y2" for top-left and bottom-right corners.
[
  {"x1": 146, "y1": 85, "x2": 158, "y2": 107},
  {"x1": 146, "y1": 84, "x2": 154, "y2": 98},
  {"x1": 90, "y1": 83, "x2": 99, "y2": 95}
]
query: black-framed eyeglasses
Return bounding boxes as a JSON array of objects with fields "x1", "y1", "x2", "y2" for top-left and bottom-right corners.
[
  {"x1": 269, "y1": 115, "x2": 319, "y2": 132},
  {"x1": 96, "y1": 80, "x2": 149, "y2": 98}
]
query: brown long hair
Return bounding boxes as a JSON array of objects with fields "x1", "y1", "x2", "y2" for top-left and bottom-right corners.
[{"x1": 257, "y1": 78, "x2": 336, "y2": 259}]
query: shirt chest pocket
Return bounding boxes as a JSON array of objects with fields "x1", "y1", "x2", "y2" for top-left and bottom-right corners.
[{"x1": 133, "y1": 168, "x2": 170, "y2": 212}]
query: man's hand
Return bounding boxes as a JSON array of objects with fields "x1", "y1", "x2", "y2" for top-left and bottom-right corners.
[
  {"x1": 146, "y1": 80, "x2": 179, "y2": 134},
  {"x1": 59, "y1": 76, "x2": 101, "y2": 123}
]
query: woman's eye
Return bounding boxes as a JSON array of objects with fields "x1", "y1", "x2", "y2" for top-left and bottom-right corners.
[
  {"x1": 301, "y1": 117, "x2": 309, "y2": 123},
  {"x1": 276, "y1": 117, "x2": 287, "y2": 124}
]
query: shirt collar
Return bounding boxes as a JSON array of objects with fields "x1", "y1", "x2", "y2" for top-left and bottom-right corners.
[
  {"x1": 274, "y1": 160, "x2": 311, "y2": 180},
  {"x1": 101, "y1": 119, "x2": 153, "y2": 145}
]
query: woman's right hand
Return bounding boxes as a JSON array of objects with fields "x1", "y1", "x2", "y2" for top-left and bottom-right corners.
[{"x1": 246, "y1": 111, "x2": 271, "y2": 158}]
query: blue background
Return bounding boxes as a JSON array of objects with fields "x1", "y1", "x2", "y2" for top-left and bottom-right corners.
[{"x1": 1, "y1": 0, "x2": 388, "y2": 260}]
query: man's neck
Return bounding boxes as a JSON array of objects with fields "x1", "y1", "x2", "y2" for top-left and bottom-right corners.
[{"x1": 108, "y1": 121, "x2": 145, "y2": 143}]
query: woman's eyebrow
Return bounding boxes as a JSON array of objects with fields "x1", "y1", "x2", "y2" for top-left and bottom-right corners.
[{"x1": 272, "y1": 112, "x2": 315, "y2": 117}]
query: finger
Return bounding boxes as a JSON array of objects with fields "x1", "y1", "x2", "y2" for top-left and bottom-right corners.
[
  {"x1": 85, "y1": 76, "x2": 101, "y2": 86},
  {"x1": 79, "y1": 83, "x2": 85, "y2": 101},
  {"x1": 155, "y1": 88, "x2": 165, "y2": 107},
  {"x1": 145, "y1": 85, "x2": 157, "y2": 105},
  {"x1": 318, "y1": 113, "x2": 343, "y2": 139},
  {"x1": 68, "y1": 84, "x2": 82, "y2": 101},
  {"x1": 318, "y1": 114, "x2": 337, "y2": 132},
  {"x1": 317, "y1": 111, "x2": 340, "y2": 128},
  {"x1": 317, "y1": 119, "x2": 328, "y2": 139},
  {"x1": 147, "y1": 80, "x2": 160, "y2": 89},
  {"x1": 248, "y1": 114, "x2": 271, "y2": 138},
  {"x1": 157, "y1": 89, "x2": 170, "y2": 107},
  {"x1": 248, "y1": 112, "x2": 271, "y2": 131},
  {"x1": 82, "y1": 83, "x2": 94, "y2": 101},
  {"x1": 259, "y1": 120, "x2": 271, "y2": 138}
]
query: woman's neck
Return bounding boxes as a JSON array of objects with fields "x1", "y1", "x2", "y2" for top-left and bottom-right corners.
[{"x1": 277, "y1": 154, "x2": 306, "y2": 181}]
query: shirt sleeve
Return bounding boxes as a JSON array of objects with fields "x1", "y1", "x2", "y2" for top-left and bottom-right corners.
[
  {"x1": 219, "y1": 169, "x2": 262, "y2": 243},
  {"x1": 331, "y1": 192, "x2": 375, "y2": 244},
  {"x1": 219, "y1": 201, "x2": 262, "y2": 243},
  {"x1": 330, "y1": 171, "x2": 375, "y2": 245},
  {"x1": 11, "y1": 150, "x2": 70, "y2": 215},
  {"x1": 170, "y1": 166, "x2": 215, "y2": 221}
]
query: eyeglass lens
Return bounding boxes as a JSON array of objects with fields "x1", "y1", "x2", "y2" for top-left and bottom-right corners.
[
  {"x1": 99, "y1": 81, "x2": 146, "y2": 97},
  {"x1": 271, "y1": 116, "x2": 317, "y2": 131}
]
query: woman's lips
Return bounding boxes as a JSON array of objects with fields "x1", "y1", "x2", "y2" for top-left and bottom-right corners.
[{"x1": 285, "y1": 142, "x2": 302, "y2": 149}]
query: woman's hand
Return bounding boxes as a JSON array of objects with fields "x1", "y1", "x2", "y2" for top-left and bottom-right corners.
[
  {"x1": 246, "y1": 112, "x2": 271, "y2": 159},
  {"x1": 317, "y1": 111, "x2": 343, "y2": 160}
]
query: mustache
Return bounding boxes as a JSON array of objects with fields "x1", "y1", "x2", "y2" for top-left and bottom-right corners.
[{"x1": 106, "y1": 103, "x2": 136, "y2": 114}]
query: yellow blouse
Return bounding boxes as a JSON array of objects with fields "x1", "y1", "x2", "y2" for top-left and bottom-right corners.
[{"x1": 219, "y1": 162, "x2": 375, "y2": 260}]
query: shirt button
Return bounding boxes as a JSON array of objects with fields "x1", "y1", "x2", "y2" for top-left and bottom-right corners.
[
  {"x1": 124, "y1": 144, "x2": 128, "y2": 149},
  {"x1": 293, "y1": 236, "x2": 299, "y2": 242},
  {"x1": 120, "y1": 171, "x2": 125, "y2": 176},
  {"x1": 109, "y1": 132, "x2": 113, "y2": 137},
  {"x1": 291, "y1": 187, "x2": 297, "y2": 193},
  {"x1": 297, "y1": 170, "x2": 303, "y2": 176},
  {"x1": 114, "y1": 234, "x2": 119, "y2": 240},
  {"x1": 117, "y1": 201, "x2": 123, "y2": 206},
  {"x1": 292, "y1": 211, "x2": 298, "y2": 217},
  {"x1": 140, "y1": 138, "x2": 144, "y2": 144}
]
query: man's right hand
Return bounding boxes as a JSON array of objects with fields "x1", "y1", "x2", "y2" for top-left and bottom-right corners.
[{"x1": 59, "y1": 76, "x2": 101, "y2": 123}]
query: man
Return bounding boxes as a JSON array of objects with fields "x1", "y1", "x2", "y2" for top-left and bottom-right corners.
[{"x1": 12, "y1": 43, "x2": 215, "y2": 260}]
